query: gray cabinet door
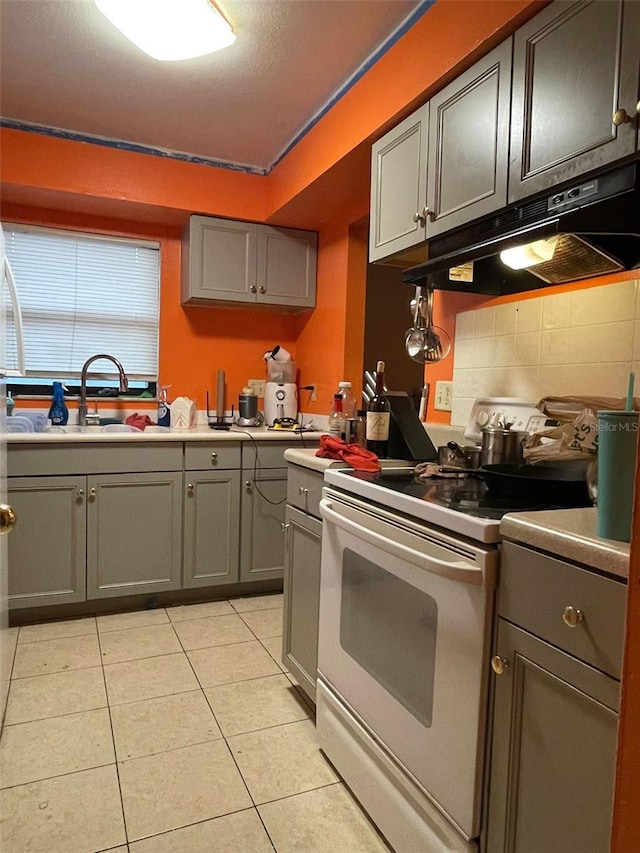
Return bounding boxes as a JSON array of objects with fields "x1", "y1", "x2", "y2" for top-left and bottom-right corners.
[
  {"x1": 258, "y1": 227, "x2": 317, "y2": 309},
  {"x1": 8, "y1": 476, "x2": 86, "y2": 609},
  {"x1": 369, "y1": 103, "x2": 429, "y2": 262},
  {"x1": 182, "y1": 215, "x2": 258, "y2": 305},
  {"x1": 283, "y1": 505, "x2": 322, "y2": 703},
  {"x1": 86, "y1": 472, "x2": 182, "y2": 599},
  {"x1": 240, "y1": 467, "x2": 287, "y2": 582},
  {"x1": 487, "y1": 619, "x2": 619, "y2": 853},
  {"x1": 183, "y1": 471, "x2": 240, "y2": 588},
  {"x1": 509, "y1": 0, "x2": 640, "y2": 202},
  {"x1": 426, "y1": 39, "x2": 512, "y2": 237}
]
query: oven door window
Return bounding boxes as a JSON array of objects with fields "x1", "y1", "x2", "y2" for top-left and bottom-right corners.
[{"x1": 340, "y1": 548, "x2": 437, "y2": 727}]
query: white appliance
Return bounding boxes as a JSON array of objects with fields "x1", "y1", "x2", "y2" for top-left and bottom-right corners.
[
  {"x1": 317, "y1": 467, "x2": 501, "y2": 852},
  {"x1": 264, "y1": 381, "x2": 297, "y2": 425}
]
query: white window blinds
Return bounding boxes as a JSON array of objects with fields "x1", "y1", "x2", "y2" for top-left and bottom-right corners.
[{"x1": 3, "y1": 224, "x2": 160, "y2": 381}]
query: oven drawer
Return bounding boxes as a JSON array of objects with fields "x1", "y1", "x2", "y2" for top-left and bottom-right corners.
[
  {"x1": 499, "y1": 542, "x2": 626, "y2": 679},
  {"x1": 287, "y1": 465, "x2": 323, "y2": 517}
]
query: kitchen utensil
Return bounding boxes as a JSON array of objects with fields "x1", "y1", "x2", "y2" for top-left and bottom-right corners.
[
  {"x1": 404, "y1": 285, "x2": 451, "y2": 363},
  {"x1": 438, "y1": 441, "x2": 481, "y2": 468},
  {"x1": 481, "y1": 425, "x2": 526, "y2": 466}
]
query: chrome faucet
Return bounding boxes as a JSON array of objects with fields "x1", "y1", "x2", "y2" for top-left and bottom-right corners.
[{"x1": 78, "y1": 354, "x2": 129, "y2": 426}]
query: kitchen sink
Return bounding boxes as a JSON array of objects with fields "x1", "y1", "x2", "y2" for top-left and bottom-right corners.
[{"x1": 45, "y1": 424, "x2": 143, "y2": 434}]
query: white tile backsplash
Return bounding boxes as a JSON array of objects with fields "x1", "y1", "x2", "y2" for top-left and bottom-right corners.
[
  {"x1": 455, "y1": 310, "x2": 475, "y2": 340},
  {"x1": 474, "y1": 306, "x2": 495, "y2": 338},
  {"x1": 516, "y1": 299, "x2": 542, "y2": 333},
  {"x1": 451, "y1": 279, "x2": 639, "y2": 425}
]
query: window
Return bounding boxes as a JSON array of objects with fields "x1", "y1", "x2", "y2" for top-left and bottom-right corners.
[{"x1": 3, "y1": 223, "x2": 160, "y2": 394}]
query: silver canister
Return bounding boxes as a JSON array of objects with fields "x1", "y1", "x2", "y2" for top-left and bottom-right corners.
[
  {"x1": 438, "y1": 442, "x2": 481, "y2": 469},
  {"x1": 481, "y1": 427, "x2": 526, "y2": 466}
]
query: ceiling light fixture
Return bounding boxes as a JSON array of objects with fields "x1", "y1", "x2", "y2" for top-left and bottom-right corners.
[
  {"x1": 94, "y1": 0, "x2": 235, "y2": 61},
  {"x1": 499, "y1": 236, "x2": 560, "y2": 270}
]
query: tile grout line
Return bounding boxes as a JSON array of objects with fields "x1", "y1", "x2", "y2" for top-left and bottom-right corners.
[
  {"x1": 172, "y1": 597, "x2": 266, "y2": 841},
  {"x1": 97, "y1": 622, "x2": 131, "y2": 850}
]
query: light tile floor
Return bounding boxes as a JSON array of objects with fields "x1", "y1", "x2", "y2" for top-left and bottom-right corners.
[{"x1": 0, "y1": 593, "x2": 391, "y2": 852}]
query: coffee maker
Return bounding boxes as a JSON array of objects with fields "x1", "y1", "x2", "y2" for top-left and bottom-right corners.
[{"x1": 264, "y1": 346, "x2": 298, "y2": 426}]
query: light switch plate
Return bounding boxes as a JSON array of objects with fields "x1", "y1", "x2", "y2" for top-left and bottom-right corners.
[{"x1": 434, "y1": 381, "x2": 452, "y2": 411}]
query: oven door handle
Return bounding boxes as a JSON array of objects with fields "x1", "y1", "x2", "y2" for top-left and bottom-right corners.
[{"x1": 320, "y1": 499, "x2": 483, "y2": 586}]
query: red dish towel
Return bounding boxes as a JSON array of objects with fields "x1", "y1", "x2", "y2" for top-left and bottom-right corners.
[
  {"x1": 316, "y1": 434, "x2": 380, "y2": 472},
  {"x1": 125, "y1": 413, "x2": 155, "y2": 431}
]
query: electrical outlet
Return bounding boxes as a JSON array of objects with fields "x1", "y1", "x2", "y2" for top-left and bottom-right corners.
[
  {"x1": 248, "y1": 379, "x2": 265, "y2": 398},
  {"x1": 434, "y1": 381, "x2": 452, "y2": 411},
  {"x1": 309, "y1": 384, "x2": 317, "y2": 402}
]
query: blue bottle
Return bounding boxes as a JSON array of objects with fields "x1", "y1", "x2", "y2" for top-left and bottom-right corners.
[{"x1": 48, "y1": 382, "x2": 69, "y2": 426}]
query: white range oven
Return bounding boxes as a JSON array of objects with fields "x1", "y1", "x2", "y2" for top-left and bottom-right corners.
[{"x1": 317, "y1": 467, "x2": 506, "y2": 853}]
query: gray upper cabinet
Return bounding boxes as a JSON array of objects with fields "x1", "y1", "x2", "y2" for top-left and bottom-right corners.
[
  {"x1": 182, "y1": 215, "x2": 317, "y2": 309},
  {"x1": 258, "y1": 226, "x2": 317, "y2": 308},
  {"x1": 183, "y1": 470, "x2": 241, "y2": 588},
  {"x1": 8, "y1": 476, "x2": 86, "y2": 609},
  {"x1": 369, "y1": 103, "x2": 429, "y2": 263},
  {"x1": 86, "y1": 472, "x2": 183, "y2": 599},
  {"x1": 426, "y1": 39, "x2": 512, "y2": 237},
  {"x1": 509, "y1": 0, "x2": 640, "y2": 202}
]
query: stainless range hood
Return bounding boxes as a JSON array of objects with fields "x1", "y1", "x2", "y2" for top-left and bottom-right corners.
[{"x1": 402, "y1": 163, "x2": 640, "y2": 295}]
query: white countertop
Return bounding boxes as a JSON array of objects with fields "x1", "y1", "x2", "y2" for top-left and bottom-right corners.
[
  {"x1": 7, "y1": 426, "x2": 324, "y2": 444},
  {"x1": 500, "y1": 508, "x2": 630, "y2": 580},
  {"x1": 283, "y1": 447, "x2": 350, "y2": 472}
]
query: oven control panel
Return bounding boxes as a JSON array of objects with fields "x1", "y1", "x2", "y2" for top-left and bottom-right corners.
[{"x1": 464, "y1": 398, "x2": 547, "y2": 443}]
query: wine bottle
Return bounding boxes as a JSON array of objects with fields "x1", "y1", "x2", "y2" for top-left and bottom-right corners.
[{"x1": 366, "y1": 361, "x2": 390, "y2": 457}]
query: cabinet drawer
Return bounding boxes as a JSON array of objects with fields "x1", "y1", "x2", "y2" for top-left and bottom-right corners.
[
  {"x1": 287, "y1": 465, "x2": 324, "y2": 518},
  {"x1": 242, "y1": 442, "x2": 298, "y2": 470},
  {"x1": 8, "y1": 443, "x2": 183, "y2": 476},
  {"x1": 184, "y1": 442, "x2": 241, "y2": 470},
  {"x1": 499, "y1": 542, "x2": 627, "y2": 679}
]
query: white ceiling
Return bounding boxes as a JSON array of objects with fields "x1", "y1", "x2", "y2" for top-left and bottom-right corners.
[{"x1": 0, "y1": 0, "x2": 425, "y2": 174}]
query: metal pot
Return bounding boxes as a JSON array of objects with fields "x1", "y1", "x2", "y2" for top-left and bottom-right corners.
[
  {"x1": 438, "y1": 441, "x2": 481, "y2": 469},
  {"x1": 481, "y1": 427, "x2": 527, "y2": 467}
]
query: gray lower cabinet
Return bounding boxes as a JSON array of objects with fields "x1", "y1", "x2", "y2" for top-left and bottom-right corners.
[
  {"x1": 240, "y1": 467, "x2": 288, "y2": 582},
  {"x1": 181, "y1": 215, "x2": 317, "y2": 309},
  {"x1": 508, "y1": 0, "x2": 640, "y2": 202},
  {"x1": 283, "y1": 504, "x2": 322, "y2": 703},
  {"x1": 183, "y1": 470, "x2": 241, "y2": 588},
  {"x1": 8, "y1": 476, "x2": 86, "y2": 609},
  {"x1": 86, "y1": 472, "x2": 183, "y2": 599},
  {"x1": 486, "y1": 541, "x2": 626, "y2": 852}
]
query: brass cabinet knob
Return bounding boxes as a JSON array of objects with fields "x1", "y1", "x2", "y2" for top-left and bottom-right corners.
[
  {"x1": 562, "y1": 606, "x2": 584, "y2": 628},
  {"x1": 77, "y1": 489, "x2": 85, "y2": 499},
  {"x1": 0, "y1": 503, "x2": 17, "y2": 534},
  {"x1": 612, "y1": 108, "x2": 634, "y2": 126},
  {"x1": 298, "y1": 486, "x2": 308, "y2": 497},
  {"x1": 245, "y1": 480, "x2": 252, "y2": 490},
  {"x1": 491, "y1": 655, "x2": 509, "y2": 675},
  {"x1": 636, "y1": 100, "x2": 640, "y2": 116},
  {"x1": 250, "y1": 285, "x2": 257, "y2": 294},
  {"x1": 187, "y1": 483, "x2": 194, "y2": 494},
  {"x1": 258, "y1": 285, "x2": 266, "y2": 294},
  {"x1": 89, "y1": 488, "x2": 97, "y2": 498},
  {"x1": 413, "y1": 206, "x2": 435, "y2": 226},
  {"x1": 211, "y1": 451, "x2": 218, "y2": 463}
]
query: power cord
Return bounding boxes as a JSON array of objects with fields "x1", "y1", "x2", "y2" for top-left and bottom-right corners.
[{"x1": 232, "y1": 428, "x2": 312, "y2": 505}]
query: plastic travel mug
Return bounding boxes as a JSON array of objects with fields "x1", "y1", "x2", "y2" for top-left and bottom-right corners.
[{"x1": 596, "y1": 410, "x2": 639, "y2": 542}]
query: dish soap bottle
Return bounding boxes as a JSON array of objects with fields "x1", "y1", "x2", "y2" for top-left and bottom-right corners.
[
  {"x1": 157, "y1": 385, "x2": 171, "y2": 427},
  {"x1": 48, "y1": 381, "x2": 69, "y2": 426}
]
